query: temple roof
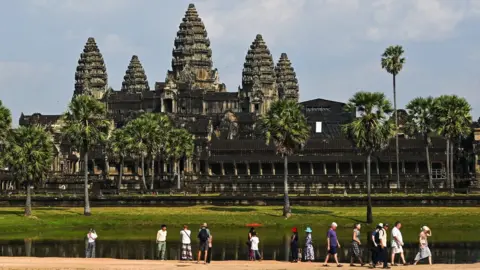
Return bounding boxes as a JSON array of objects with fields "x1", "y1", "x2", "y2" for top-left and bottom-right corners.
[
  {"x1": 204, "y1": 92, "x2": 238, "y2": 101},
  {"x1": 19, "y1": 113, "x2": 61, "y2": 126},
  {"x1": 73, "y1": 37, "x2": 108, "y2": 98},
  {"x1": 171, "y1": 3, "x2": 213, "y2": 78},
  {"x1": 121, "y1": 55, "x2": 150, "y2": 93},
  {"x1": 275, "y1": 53, "x2": 299, "y2": 101},
  {"x1": 241, "y1": 34, "x2": 276, "y2": 89}
]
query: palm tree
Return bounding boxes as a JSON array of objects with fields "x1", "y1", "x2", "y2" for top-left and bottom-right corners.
[
  {"x1": 4, "y1": 126, "x2": 53, "y2": 216},
  {"x1": 381, "y1": 45, "x2": 406, "y2": 190},
  {"x1": 342, "y1": 91, "x2": 394, "y2": 223},
  {"x1": 108, "y1": 128, "x2": 132, "y2": 192},
  {"x1": 257, "y1": 100, "x2": 310, "y2": 218},
  {"x1": 0, "y1": 100, "x2": 12, "y2": 164},
  {"x1": 165, "y1": 128, "x2": 194, "y2": 189},
  {"x1": 434, "y1": 95, "x2": 472, "y2": 193},
  {"x1": 62, "y1": 95, "x2": 110, "y2": 216},
  {"x1": 405, "y1": 97, "x2": 437, "y2": 189}
]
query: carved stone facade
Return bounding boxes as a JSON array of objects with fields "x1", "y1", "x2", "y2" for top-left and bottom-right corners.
[
  {"x1": 275, "y1": 53, "x2": 299, "y2": 102},
  {"x1": 121, "y1": 55, "x2": 150, "y2": 93}
]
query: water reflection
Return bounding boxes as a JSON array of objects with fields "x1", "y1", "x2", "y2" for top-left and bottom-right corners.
[{"x1": 0, "y1": 239, "x2": 478, "y2": 264}]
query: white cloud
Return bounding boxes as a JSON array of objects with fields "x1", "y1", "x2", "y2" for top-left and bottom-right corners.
[{"x1": 29, "y1": 0, "x2": 129, "y2": 15}]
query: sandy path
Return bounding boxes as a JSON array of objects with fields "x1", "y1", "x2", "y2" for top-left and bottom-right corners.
[{"x1": 0, "y1": 257, "x2": 477, "y2": 270}]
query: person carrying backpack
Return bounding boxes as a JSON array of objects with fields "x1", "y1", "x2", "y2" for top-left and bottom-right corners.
[
  {"x1": 197, "y1": 223, "x2": 210, "y2": 264},
  {"x1": 370, "y1": 223, "x2": 382, "y2": 267}
]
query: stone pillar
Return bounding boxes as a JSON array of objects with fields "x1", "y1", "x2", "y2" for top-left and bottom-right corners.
[
  {"x1": 389, "y1": 162, "x2": 392, "y2": 175},
  {"x1": 310, "y1": 162, "x2": 314, "y2": 175},
  {"x1": 233, "y1": 161, "x2": 238, "y2": 176},
  {"x1": 350, "y1": 161, "x2": 353, "y2": 175},
  {"x1": 272, "y1": 162, "x2": 276, "y2": 175},
  {"x1": 221, "y1": 162, "x2": 225, "y2": 176},
  {"x1": 323, "y1": 163, "x2": 327, "y2": 175},
  {"x1": 336, "y1": 162, "x2": 340, "y2": 175},
  {"x1": 376, "y1": 160, "x2": 380, "y2": 175},
  {"x1": 415, "y1": 162, "x2": 419, "y2": 174},
  {"x1": 402, "y1": 161, "x2": 405, "y2": 174},
  {"x1": 297, "y1": 163, "x2": 301, "y2": 175},
  {"x1": 259, "y1": 161, "x2": 263, "y2": 176},
  {"x1": 247, "y1": 163, "x2": 251, "y2": 176},
  {"x1": 363, "y1": 162, "x2": 366, "y2": 175},
  {"x1": 161, "y1": 99, "x2": 164, "y2": 113}
]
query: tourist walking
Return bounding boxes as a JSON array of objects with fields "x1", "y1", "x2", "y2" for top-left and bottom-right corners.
[
  {"x1": 85, "y1": 228, "x2": 97, "y2": 258},
  {"x1": 197, "y1": 223, "x2": 210, "y2": 264},
  {"x1": 323, "y1": 222, "x2": 342, "y2": 267},
  {"x1": 247, "y1": 227, "x2": 256, "y2": 260},
  {"x1": 290, "y1": 227, "x2": 299, "y2": 263},
  {"x1": 413, "y1": 226, "x2": 432, "y2": 265},
  {"x1": 377, "y1": 223, "x2": 390, "y2": 269},
  {"x1": 303, "y1": 227, "x2": 314, "y2": 262},
  {"x1": 156, "y1": 225, "x2": 167, "y2": 260},
  {"x1": 180, "y1": 225, "x2": 193, "y2": 261},
  {"x1": 206, "y1": 233, "x2": 213, "y2": 264},
  {"x1": 250, "y1": 232, "x2": 261, "y2": 261},
  {"x1": 391, "y1": 221, "x2": 407, "y2": 266},
  {"x1": 370, "y1": 224, "x2": 382, "y2": 267},
  {"x1": 350, "y1": 223, "x2": 364, "y2": 266}
]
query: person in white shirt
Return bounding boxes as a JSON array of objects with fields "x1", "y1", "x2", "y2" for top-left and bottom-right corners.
[
  {"x1": 180, "y1": 225, "x2": 193, "y2": 261},
  {"x1": 250, "y1": 232, "x2": 261, "y2": 261},
  {"x1": 391, "y1": 221, "x2": 407, "y2": 265},
  {"x1": 85, "y1": 228, "x2": 98, "y2": 258},
  {"x1": 378, "y1": 223, "x2": 390, "y2": 269},
  {"x1": 156, "y1": 225, "x2": 167, "y2": 260}
]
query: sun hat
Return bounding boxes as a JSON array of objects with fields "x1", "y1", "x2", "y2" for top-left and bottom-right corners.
[
  {"x1": 421, "y1": 226, "x2": 430, "y2": 231},
  {"x1": 331, "y1": 222, "x2": 338, "y2": 227},
  {"x1": 305, "y1": 227, "x2": 313, "y2": 233},
  {"x1": 378, "y1": 223, "x2": 383, "y2": 227},
  {"x1": 292, "y1": 227, "x2": 298, "y2": 233},
  {"x1": 202, "y1": 222, "x2": 208, "y2": 227}
]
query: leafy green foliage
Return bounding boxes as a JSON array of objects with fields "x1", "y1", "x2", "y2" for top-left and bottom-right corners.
[
  {"x1": 405, "y1": 96, "x2": 437, "y2": 144},
  {"x1": 257, "y1": 100, "x2": 310, "y2": 156},
  {"x1": 0, "y1": 100, "x2": 12, "y2": 143},
  {"x1": 381, "y1": 45, "x2": 406, "y2": 76},
  {"x1": 342, "y1": 91, "x2": 395, "y2": 154},
  {"x1": 435, "y1": 95, "x2": 472, "y2": 140},
  {"x1": 165, "y1": 128, "x2": 194, "y2": 161},
  {"x1": 3, "y1": 125, "x2": 53, "y2": 184},
  {"x1": 107, "y1": 128, "x2": 132, "y2": 162}
]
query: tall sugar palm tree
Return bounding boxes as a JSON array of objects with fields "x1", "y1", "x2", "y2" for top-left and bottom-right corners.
[
  {"x1": 108, "y1": 127, "x2": 132, "y2": 192},
  {"x1": 165, "y1": 128, "x2": 194, "y2": 189},
  {"x1": 342, "y1": 91, "x2": 394, "y2": 223},
  {"x1": 405, "y1": 97, "x2": 437, "y2": 189},
  {"x1": 257, "y1": 100, "x2": 310, "y2": 218},
  {"x1": 4, "y1": 126, "x2": 53, "y2": 216},
  {"x1": 62, "y1": 95, "x2": 110, "y2": 216},
  {"x1": 434, "y1": 95, "x2": 472, "y2": 193},
  {"x1": 0, "y1": 100, "x2": 12, "y2": 165},
  {"x1": 381, "y1": 45, "x2": 406, "y2": 190}
]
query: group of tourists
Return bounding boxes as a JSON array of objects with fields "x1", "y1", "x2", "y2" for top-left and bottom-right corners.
[
  {"x1": 288, "y1": 222, "x2": 432, "y2": 268},
  {"x1": 84, "y1": 221, "x2": 433, "y2": 267}
]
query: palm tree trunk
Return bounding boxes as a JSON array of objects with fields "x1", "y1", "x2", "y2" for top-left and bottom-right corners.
[
  {"x1": 283, "y1": 155, "x2": 291, "y2": 218},
  {"x1": 24, "y1": 179, "x2": 32, "y2": 216},
  {"x1": 84, "y1": 151, "x2": 91, "y2": 216},
  {"x1": 426, "y1": 144, "x2": 433, "y2": 189},
  {"x1": 393, "y1": 74, "x2": 400, "y2": 190},
  {"x1": 150, "y1": 156, "x2": 155, "y2": 190},
  {"x1": 366, "y1": 154, "x2": 373, "y2": 224},
  {"x1": 446, "y1": 140, "x2": 450, "y2": 189},
  {"x1": 118, "y1": 157, "x2": 124, "y2": 193},
  {"x1": 450, "y1": 140, "x2": 454, "y2": 192},
  {"x1": 176, "y1": 159, "x2": 181, "y2": 190},
  {"x1": 141, "y1": 156, "x2": 147, "y2": 190}
]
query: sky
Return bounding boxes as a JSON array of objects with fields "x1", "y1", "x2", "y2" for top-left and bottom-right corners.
[{"x1": 1, "y1": 0, "x2": 480, "y2": 124}]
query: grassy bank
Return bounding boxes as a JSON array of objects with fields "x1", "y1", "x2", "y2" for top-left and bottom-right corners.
[{"x1": 0, "y1": 206, "x2": 479, "y2": 242}]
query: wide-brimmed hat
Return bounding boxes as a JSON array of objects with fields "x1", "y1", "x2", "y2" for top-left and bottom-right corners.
[
  {"x1": 292, "y1": 227, "x2": 298, "y2": 233},
  {"x1": 305, "y1": 227, "x2": 312, "y2": 233},
  {"x1": 331, "y1": 222, "x2": 338, "y2": 227},
  {"x1": 202, "y1": 223, "x2": 208, "y2": 227}
]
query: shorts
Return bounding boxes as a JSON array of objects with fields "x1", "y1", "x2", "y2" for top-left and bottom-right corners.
[
  {"x1": 328, "y1": 245, "x2": 337, "y2": 255},
  {"x1": 392, "y1": 246, "x2": 403, "y2": 254},
  {"x1": 199, "y1": 241, "x2": 208, "y2": 251}
]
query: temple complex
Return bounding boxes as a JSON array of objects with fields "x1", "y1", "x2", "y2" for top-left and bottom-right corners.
[{"x1": 12, "y1": 3, "x2": 474, "y2": 193}]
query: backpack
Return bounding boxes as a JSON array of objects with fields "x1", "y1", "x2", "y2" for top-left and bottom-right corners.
[
  {"x1": 374, "y1": 230, "x2": 380, "y2": 245},
  {"x1": 198, "y1": 229, "x2": 209, "y2": 242}
]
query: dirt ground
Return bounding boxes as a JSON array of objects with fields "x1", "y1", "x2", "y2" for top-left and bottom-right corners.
[{"x1": 0, "y1": 257, "x2": 477, "y2": 270}]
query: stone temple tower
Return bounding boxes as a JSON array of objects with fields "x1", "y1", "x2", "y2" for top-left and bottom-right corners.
[
  {"x1": 239, "y1": 34, "x2": 278, "y2": 114},
  {"x1": 73, "y1": 37, "x2": 108, "y2": 100},
  {"x1": 121, "y1": 55, "x2": 150, "y2": 93},
  {"x1": 166, "y1": 3, "x2": 225, "y2": 92},
  {"x1": 275, "y1": 53, "x2": 299, "y2": 102}
]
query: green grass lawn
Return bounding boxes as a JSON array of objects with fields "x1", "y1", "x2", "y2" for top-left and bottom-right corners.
[{"x1": 0, "y1": 206, "x2": 479, "y2": 242}]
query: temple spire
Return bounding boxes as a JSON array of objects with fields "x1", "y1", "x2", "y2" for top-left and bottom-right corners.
[
  {"x1": 275, "y1": 53, "x2": 299, "y2": 101},
  {"x1": 73, "y1": 37, "x2": 108, "y2": 100},
  {"x1": 239, "y1": 34, "x2": 277, "y2": 114},
  {"x1": 121, "y1": 55, "x2": 150, "y2": 93}
]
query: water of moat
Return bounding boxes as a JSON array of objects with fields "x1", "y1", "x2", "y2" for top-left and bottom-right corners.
[{"x1": 0, "y1": 227, "x2": 478, "y2": 264}]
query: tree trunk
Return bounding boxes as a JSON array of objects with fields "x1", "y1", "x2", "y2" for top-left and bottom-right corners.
[
  {"x1": 446, "y1": 140, "x2": 450, "y2": 189},
  {"x1": 283, "y1": 155, "x2": 291, "y2": 218},
  {"x1": 393, "y1": 74, "x2": 400, "y2": 190},
  {"x1": 141, "y1": 156, "x2": 147, "y2": 190},
  {"x1": 176, "y1": 159, "x2": 181, "y2": 190},
  {"x1": 84, "y1": 151, "x2": 91, "y2": 216},
  {"x1": 366, "y1": 154, "x2": 373, "y2": 224},
  {"x1": 104, "y1": 151, "x2": 109, "y2": 181},
  {"x1": 24, "y1": 180, "x2": 32, "y2": 216},
  {"x1": 451, "y1": 141, "x2": 455, "y2": 192},
  {"x1": 150, "y1": 156, "x2": 155, "y2": 190},
  {"x1": 426, "y1": 144, "x2": 433, "y2": 189},
  {"x1": 118, "y1": 157, "x2": 124, "y2": 193}
]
